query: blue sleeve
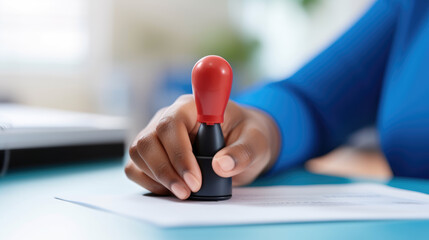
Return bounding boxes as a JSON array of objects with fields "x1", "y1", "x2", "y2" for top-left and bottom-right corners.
[{"x1": 235, "y1": 0, "x2": 399, "y2": 175}]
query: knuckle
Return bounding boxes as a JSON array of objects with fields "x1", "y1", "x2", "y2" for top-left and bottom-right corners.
[
  {"x1": 169, "y1": 150, "x2": 190, "y2": 174},
  {"x1": 124, "y1": 162, "x2": 134, "y2": 178},
  {"x1": 128, "y1": 145, "x2": 139, "y2": 159},
  {"x1": 153, "y1": 162, "x2": 172, "y2": 183},
  {"x1": 136, "y1": 135, "x2": 153, "y2": 156},
  {"x1": 175, "y1": 94, "x2": 193, "y2": 104},
  {"x1": 150, "y1": 107, "x2": 168, "y2": 124},
  {"x1": 171, "y1": 149, "x2": 187, "y2": 164},
  {"x1": 156, "y1": 115, "x2": 176, "y2": 135}
]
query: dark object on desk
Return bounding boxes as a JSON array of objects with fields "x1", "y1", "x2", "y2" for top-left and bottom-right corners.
[
  {"x1": 0, "y1": 104, "x2": 127, "y2": 175},
  {"x1": 189, "y1": 55, "x2": 233, "y2": 201},
  {"x1": 0, "y1": 142, "x2": 124, "y2": 171}
]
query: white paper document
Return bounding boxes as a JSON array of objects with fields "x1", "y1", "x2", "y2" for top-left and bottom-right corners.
[{"x1": 56, "y1": 183, "x2": 429, "y2": 227}]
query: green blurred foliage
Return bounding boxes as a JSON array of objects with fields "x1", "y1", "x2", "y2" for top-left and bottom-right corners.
[
  {"x1": 197, "y1": 28, "x2": 260, "y2": 65},
  {"x1": 297, "y1": 0, "x2": 320, "y2": 10}
]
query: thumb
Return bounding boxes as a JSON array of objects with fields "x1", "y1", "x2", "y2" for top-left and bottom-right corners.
[{"x1": 212, "y1": 140, "x2": 257, "y2": 178}]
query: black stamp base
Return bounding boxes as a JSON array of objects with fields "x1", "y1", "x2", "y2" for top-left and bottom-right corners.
[{"x1": 190, "y1": 123, "x2": 232, "y2": 201}]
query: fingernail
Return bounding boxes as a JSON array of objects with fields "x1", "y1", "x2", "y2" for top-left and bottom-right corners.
[
  {"x1": 171, "y1": 183, "x2": 188, "y2": 199},
  {"x1": 217, "y1": 156, "x2": 235, "y2": 172},
  {"x1": 183, "y1": 172, "x2": 200, "y2": 192}
]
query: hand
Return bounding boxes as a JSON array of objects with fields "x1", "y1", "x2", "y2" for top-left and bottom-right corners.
[{"x1": 125, "y1": 94, "x2": 280, "y2": 200}]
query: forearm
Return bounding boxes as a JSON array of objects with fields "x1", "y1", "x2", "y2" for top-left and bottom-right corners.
[{"x1": 235, "y1": 0, "x2": 398, "y2": 175}]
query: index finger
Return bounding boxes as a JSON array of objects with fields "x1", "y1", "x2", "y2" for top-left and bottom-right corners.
[{"x1": 156, "y1": 96, "x2": 202, "y2": 192}]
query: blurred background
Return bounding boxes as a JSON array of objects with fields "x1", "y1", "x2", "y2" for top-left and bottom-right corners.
[{"x1": 0, "y1": 0, "x2": 391, "y2": 178}]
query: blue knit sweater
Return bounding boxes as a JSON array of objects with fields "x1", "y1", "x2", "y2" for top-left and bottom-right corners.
[{"x1": 237, "y1": 0, "x2": 429, "y2": 178}]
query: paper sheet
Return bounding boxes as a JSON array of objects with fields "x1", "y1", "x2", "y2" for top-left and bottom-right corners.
[{"x1": 56, "y1": 183, "x2": 429, "y2": 227}]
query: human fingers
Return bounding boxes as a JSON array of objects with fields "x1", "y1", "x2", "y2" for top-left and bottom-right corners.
[
  {"x1": 156, "y1": 105, "x2": 202, "y2": 192},
  {"x1": 124, "y1": 161, "x2": 169, "y2": 195},
  {"x1": 212, "y1": 125, "x2": 269, "y2": 179}
]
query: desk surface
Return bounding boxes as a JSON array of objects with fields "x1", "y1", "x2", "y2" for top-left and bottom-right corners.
[{"x1": 2, "y1": 160, "x2": 429, "y2": 240}]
